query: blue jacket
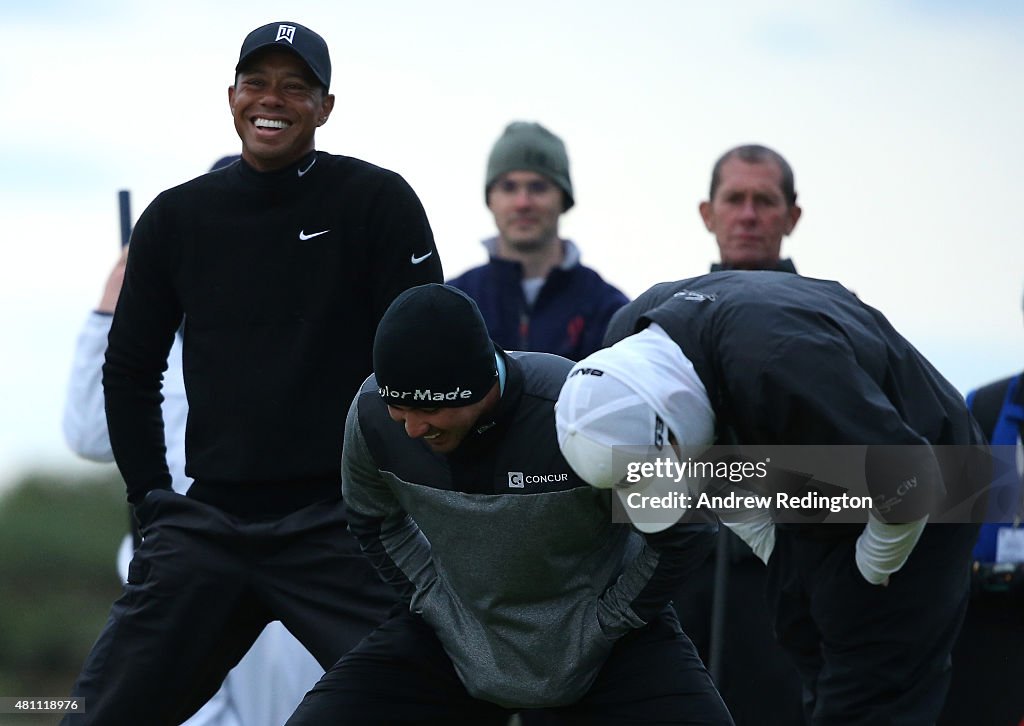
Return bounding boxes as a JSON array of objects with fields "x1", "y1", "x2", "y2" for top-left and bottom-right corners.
[
  {"x1": 966, "y1": 374, "x2": 1024, "y2": 562},
  {"x1": 447, "y1": 238, "x2": 628, "y2": 361}
]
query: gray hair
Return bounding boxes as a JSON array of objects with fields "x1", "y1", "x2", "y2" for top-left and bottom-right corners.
[{"x1": 709, "y1": 144, "x2": 797, "y2": 208}]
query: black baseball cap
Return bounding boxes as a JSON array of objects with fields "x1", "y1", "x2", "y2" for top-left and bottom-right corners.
[{"x1": 236, "y1": 22, "x2": 331, "y2": 91}]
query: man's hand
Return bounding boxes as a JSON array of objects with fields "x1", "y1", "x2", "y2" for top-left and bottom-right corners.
[
  {"x1": 97, "y1": 247, "x2": 129, "y2": 313},
  {"x1": 854, "y1": 514, "x2": 926, "y2": 586}
]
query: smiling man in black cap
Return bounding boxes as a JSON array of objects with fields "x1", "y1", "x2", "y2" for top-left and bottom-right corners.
[
  {"x1": 230, "y1": 21, "x2": 333, "y2": 172},
  {"x1": 285, "y1": 283, "x2": 734, "y2": 725},
  {"x1": 61, "y1": 21, "x2": 442, "y2": 725}
]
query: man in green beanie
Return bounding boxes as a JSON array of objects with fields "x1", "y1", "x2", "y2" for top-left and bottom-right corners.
[{"x1": 447, "y1": 121, "x2": 628, "y2": 361}]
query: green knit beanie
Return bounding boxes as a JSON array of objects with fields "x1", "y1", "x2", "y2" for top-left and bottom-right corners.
[{"x1": 485, "y1": 121, "x2": 574, "y2": 211}]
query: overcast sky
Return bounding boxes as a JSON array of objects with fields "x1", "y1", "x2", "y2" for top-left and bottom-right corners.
[{"x1": 2, "y1": 0, "x2": 1022, "y2": 490}]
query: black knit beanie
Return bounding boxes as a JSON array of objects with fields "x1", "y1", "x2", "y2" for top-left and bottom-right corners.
[{"x1": 374, "y1": 284, "x2": 497, "y2": 408}]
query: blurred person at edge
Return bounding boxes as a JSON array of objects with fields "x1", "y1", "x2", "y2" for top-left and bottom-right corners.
[{"x1": 939, "y1": 284, "x2": 1024, "y2": 726}]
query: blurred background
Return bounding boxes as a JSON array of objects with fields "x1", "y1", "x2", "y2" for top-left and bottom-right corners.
[{"x1": 2, "y1": 0, "x2": 1022, "y2": 720}]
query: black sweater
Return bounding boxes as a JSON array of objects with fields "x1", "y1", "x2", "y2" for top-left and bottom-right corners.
[
  {"x1": 103, "y1": 151, "x2": 443, "y2": 513},
  {"x1": 604, "y1": 271, "x2": 986, "y2": 528}
]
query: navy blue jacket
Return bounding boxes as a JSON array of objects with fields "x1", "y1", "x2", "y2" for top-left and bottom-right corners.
[
  {"x1": 966, "y1": 374, "x2": 1024, "y2": 561},
  {"x1": 448, "y1": 239, "x2": 627, "y2": 361}
]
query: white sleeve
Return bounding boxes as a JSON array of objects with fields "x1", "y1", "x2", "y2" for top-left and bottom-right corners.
[
  {"x1": 62, "y1": 313, "x2": 115, "y2": 462},
  {"x1": 161, "y1": 334, "x2": 192, "y2": 495},
  {"x1": 62, "y1": 314, "x2": 192, "y2": 495},
  {"x1": 699, "y1": 477, "x2": 776, "y2": 564},
  {"x1": 854, "y1": 513, "x2": 928, "y2": 585},
  {"x1": 721, "y1": 511, "x2": 776, "y2": 564}
]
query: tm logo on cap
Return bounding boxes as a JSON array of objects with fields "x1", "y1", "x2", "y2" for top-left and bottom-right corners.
[{"x1": 276, "y1": 25, "x2": 296, "y2": 43}]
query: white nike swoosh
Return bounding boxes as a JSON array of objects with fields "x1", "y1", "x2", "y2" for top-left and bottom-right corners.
[
  {"x1": 411, "y1": 251, "x2": 434, "y2": 265},
  {"x1": 299, "y1": 229, "x2": 330, "y2": 241},
  {"x1": 297, "y1": 157, "x2": 317, "y2": 177}
]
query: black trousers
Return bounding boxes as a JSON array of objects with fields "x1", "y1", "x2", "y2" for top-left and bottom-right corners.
[
  {"x1": 938, "y1": 587, "x2": 1024, "y2": 725},
  {"x1": 61, "y1": 489, "x2": 396, "y2": 726},
  {"x1": 671, "y1": 530, "x2": 804, "y2": 726},
  {"x1": 766, "y1": 524, "x2": 979, "y2": 726},
  {"x1": 287, "y1": 607, "x2": 735, "y2": 725}
]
